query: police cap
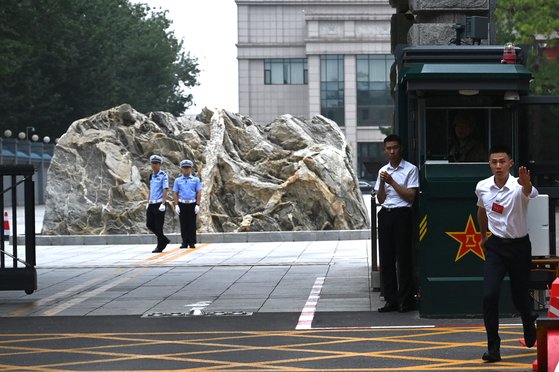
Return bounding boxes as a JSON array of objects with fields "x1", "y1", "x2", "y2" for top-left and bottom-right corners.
[
  {"x1": 150, "y1": 155, "x2": 162, "y2": 164},
  {"x1": 180, "y1": 159, "x2": 193, "y2": 168}
]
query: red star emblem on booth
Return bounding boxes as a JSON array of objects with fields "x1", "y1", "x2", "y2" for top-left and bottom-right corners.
[{"x1": 446, "y1": 215, "x2": 486, "y2": 261}]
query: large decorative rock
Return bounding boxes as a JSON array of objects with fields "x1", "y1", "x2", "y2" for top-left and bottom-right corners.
[{"x1": 42, "y1": 104, "x2": 369, "y2": 235}]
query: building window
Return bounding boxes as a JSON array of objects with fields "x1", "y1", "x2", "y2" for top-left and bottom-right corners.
[
  {"x1": 320, "y1": 55, "x2": 345, "y2": 126},
  {"x1": 356, "y1": 55, "x2": 394, "y2": 127},
  {"x1": 357, "y1": 142, "x2": 384, "y2": 181},
  {"x1": 264, "y1": 59, "x2": 308, "y2": 85}
]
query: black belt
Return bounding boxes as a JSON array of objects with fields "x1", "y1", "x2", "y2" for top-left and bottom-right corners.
[
  {"x1": 382, "y1": 207, "x2": 411, "y2": 212},
  {"x1": 491, "y1": 234, "x2": 529, "y2": 244}
]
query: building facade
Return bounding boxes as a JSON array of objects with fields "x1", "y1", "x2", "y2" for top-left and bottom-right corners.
[
  {"x1": 1, "y1": 137, "x2": 54, "y2": 205},
  {"x1": 236, "y1": 0, "x2": 394, "y2": 180}
]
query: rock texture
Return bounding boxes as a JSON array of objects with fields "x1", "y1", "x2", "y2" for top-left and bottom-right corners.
[{"x1": 42, "y1": 104, "x2": 369, "y2": 235}]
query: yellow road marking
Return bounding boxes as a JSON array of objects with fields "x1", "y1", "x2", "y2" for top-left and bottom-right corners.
[
  {"x1": 40, "y1": 244, "x2": 208, "y2": 316},
  {"x1": 158, "y1": 243, "x2": 208, "y2": 265},
  {"x1": 144, "y1": 246, "x2": 180, "y2": 261},
  {"x1": 0, "y1": 327, "x2": 535, "y2": 371}
]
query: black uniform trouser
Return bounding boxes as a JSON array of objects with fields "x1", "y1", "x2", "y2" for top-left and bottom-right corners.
[
  {"x1": 179, "y1": 203, "x2": 197, "y2": 246},
  {"x1": 146, "y1": 203, "x2": 168, "y2": 248},
  {"x1": 483, "y1": 234, "x2": 536, "y2": 352},
  {"x1": 377, "y1": 207, "x2": 413, "y2": 306}
]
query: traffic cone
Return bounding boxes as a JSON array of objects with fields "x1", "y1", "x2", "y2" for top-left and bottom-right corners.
[
  {"x1": 549, "y1": 278, "x2": 559, "y2": 318},
  {"x1": 532, "y1": 278, "x2": 559, "y2": 371},
  {"x1": 546, "y1": 278, "x2": 559, "y2": 372},
  {"x1": 3, "y1": 212, "x2": 9, "y2": 241}
]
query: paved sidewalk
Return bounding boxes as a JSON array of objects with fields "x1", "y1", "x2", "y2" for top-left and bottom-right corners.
[{"x1": 0, "y1": 239, "x2": 379, "y2": 317}]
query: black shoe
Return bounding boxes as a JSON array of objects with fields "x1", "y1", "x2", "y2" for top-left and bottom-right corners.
[
  {"x1": 523, "y1": 314, "x2": 538, "y2": 348},
  {"x1": 180, "y1": 244, "x2": 188, "y2": 249},
  {"x1": 152, "y1": 247, "x2": 163, "y2": 253},
  {"x1": 482, "y1": 350, "x2": 501, "y2": 362},
  {"x1": 159, "y1": 238, "x2": 169, "y2": 251},
  {"x1": 189, "y1": 244, "x2": 196, "y2": 249},
  {"x1": 378, "y1": 302, "x2": 398, "y2": 313}
]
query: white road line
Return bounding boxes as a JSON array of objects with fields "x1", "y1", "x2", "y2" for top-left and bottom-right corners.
[
  {"x1": 41, "y1": 248, "x2": 198, "y2": 316},
  {"x1": 41, "y1": 272, "x2": 136, "y2": 316},
  {"x1": 296, "y1": 276, "x2": 325, "y2": 330},
  {"x1": 8, "y1": 268, "x2": 128, "y2": 316},
  {"x1": 10, "y1": 251, "x2": 177, "y2": 316}
]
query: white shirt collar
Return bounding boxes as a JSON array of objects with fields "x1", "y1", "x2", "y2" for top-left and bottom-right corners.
[
  {"x1": 490, "y1": 174, "x2": 515, "y2": 190},
  {"x1": 387, "y1": 159, "x2": 405, "y2": 171}
]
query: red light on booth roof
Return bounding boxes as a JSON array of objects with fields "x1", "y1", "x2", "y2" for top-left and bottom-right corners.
[{"x1": 501, "y1": 42, "x2": 517, "y2": 64}]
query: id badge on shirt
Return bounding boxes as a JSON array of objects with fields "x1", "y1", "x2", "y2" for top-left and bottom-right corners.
[{"x1": 491, "y1": 203, "x2": 504, "y2": 214}]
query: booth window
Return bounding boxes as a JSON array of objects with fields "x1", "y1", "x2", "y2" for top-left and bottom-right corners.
[
  {"x1": 425, "y1": 108, "x2": 496, "y2": 162},
  {"x1": 520, "y1": 103, "x2": 559, "y2": 187}
]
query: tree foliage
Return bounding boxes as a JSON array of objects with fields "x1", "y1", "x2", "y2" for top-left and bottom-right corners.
[
  {"x1": 495, "y1": 0, "x2": 559, "y2": 95},
  {"x1": 0, "y1": 0, "x2": 199, "y2": 138}
]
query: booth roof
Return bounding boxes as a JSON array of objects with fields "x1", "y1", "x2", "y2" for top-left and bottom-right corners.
[{"x1": 402, "y1": 63, "x2": 532, "y2": 92}]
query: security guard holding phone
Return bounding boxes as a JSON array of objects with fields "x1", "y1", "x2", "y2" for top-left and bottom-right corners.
[
  {"x1": 374, "y1": 134, "x2": 419, "y2": 313},
  {"x1": 173, "y1": 159, "x2": 202, "y2": 248},
  {"x1": 147, "y1": 155, "x2": 170, "y2": 253}
]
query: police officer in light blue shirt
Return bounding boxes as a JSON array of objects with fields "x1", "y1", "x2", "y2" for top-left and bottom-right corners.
[
  {"x1": 147, "y1": 155, "x2": 170, "y2": 253},
  {"x1": 173, "y1": 159, "x2": 202, "y2": 248}
]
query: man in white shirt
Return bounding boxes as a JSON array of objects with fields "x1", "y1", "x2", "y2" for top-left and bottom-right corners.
[
  {"x1": 374, "y1": 134, "x2": 419, "y2": 313},
  {"x1": 475, "y1": 145, "x2": 538, "y2": 363}
]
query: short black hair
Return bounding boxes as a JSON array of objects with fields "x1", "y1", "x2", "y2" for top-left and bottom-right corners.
[
  {"x1": 384, "y1": 134, "x2": 401, "y2": 146},
  {"x1": 489, "y1": 144, "x2": 512, "y2": 158}
]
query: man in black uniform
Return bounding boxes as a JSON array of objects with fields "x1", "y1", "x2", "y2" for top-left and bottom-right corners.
[
  {"x1": 374, "y1": 134, "x2": 419, "y2": 313},
  {"x1": 173, "y1": 159, "x2": 202, "y2": 248},
  {"x1": 146, "y1": 155, "x2": 170, "y2": 253},
  {"x1": 475, "y1": 145, "x2": 538, "y2": 362}
]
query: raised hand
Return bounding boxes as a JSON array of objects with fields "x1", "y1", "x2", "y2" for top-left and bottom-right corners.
[{"x1": 518, "y1": 166, "x2": 531, "y2": 186}]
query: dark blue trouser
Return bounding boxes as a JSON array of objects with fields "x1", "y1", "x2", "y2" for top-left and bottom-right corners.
[
  {"x1": 483, "y1": 235, "x2": 536, "y2": 352},
  {"x1": 179, "y1": 203, "x2": 197, "y2": 246},
  {"x1": 377, "y1": 207, "x2": 413, "y2": 306},
  {"x1": 146, "y1": 203, "x2": 168, "y2": 249}
]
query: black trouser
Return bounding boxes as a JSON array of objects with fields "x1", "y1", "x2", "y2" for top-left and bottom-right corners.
[
  {"x1": 179, "y1": 203, "x2": 197, "y2": 246},
  {"x1": 146, "y1": 203, "x2": 168, "y2": 248},
  {"x1": 483, "y1": 235, "x2": 536, "y2": 352},
  {"x1": 377, "y1": 207, "x2": 413, "y2": 306}
]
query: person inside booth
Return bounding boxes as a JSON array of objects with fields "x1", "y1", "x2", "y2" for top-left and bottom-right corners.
[{"x1": 448, "y1": 113, "x2": 487, "y2": 162}]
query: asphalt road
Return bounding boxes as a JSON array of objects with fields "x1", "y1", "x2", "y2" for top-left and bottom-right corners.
[{"x1": 0, "y1": 312, "x2": 540, "y2": 371}]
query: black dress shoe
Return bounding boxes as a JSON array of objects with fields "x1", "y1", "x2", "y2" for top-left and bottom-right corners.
[
  {"x1": 189, "y1": 244, "x2": 196, "y2": 249},
  {"x1": 152, "y1": 247, "x2": 163, "y2": 253},
  {"x1": 523, "y1": 314, "x2": 538, "y2": 348},
  {"x1": 378, "y1": 302, "x2": 398, "y2": 313},
  {"x1": 180, "y1": 244, "x2": 188, "y2": 249},
  {"x1": 482, "y1": 350, "x2": 501, "y2": 362},
  {"x1": 159, "y1": 239, "x2": 169, "y2": 251}
]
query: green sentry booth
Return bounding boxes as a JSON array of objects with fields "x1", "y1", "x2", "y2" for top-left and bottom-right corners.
[{"x1": 395, "y1": 46, "x2": 532, "y2": 317}]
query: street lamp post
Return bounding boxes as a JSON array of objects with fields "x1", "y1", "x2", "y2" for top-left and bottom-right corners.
[{"x1": 26, "y1": 127, "x2": 36, "y2": 141}]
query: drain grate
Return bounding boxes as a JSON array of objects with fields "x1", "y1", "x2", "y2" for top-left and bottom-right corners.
[{"x1": 143, "y1": 310, "x2": 253, "y2": 318}]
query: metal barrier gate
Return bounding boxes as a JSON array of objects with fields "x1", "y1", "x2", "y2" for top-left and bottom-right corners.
[{"x1": 0, "y1": 165, "x2": 37, "y2": 294}]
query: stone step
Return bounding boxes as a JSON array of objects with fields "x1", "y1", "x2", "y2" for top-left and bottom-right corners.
[{"x1": 16, "y1": 229, "x2": 371, "y2": 246}]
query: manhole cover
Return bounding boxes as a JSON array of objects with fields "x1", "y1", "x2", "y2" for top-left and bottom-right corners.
[{"x1": 143, "y1": 311, "x2": 253, "y2": 318}]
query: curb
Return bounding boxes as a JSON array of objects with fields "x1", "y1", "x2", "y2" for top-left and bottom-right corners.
[{"x1": 18, "y1": 229, "x2": 371, "y2": 246}]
